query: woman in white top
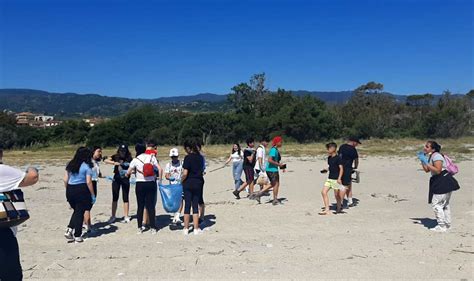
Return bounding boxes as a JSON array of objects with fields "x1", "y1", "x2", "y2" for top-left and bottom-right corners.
[
  {"x1": 225, "y1": 143, "x2": 244, "y2": 190},
  {"x1": 164, "y1": 148, "x2": 184, "y2": 224},
  {"x1": 126, "y1": 143, "x2": 161, "y2": 234}
]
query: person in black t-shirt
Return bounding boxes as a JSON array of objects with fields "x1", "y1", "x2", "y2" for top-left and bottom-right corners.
[
  {"x1": 232, "y1": 138, "x2": 256, "y2": 200},
  {"x1": 319, "y1": 142, "x2": 345, "y2": 215},
  {"x1": 338, "y1": 137, "x2": 361, "y2": 207},
  {"x1": 181, "y1": 140, "x2": 205, "y2": 235}
]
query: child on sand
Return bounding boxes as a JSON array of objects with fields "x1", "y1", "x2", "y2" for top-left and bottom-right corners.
[{"x1": 319, "y1": 142, "x2": 345, "y2": 215}]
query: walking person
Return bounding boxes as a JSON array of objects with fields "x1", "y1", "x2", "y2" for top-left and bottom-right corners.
[
  {"x1": 126, "y1": 143, "x2": 160, "y2": 234},
  {"x1": 164, "y1": 148, "x2": 184, "y2": 224},
  {"x1": 319, "y1": 142, "x2": 345, "y2": 215},
  {"x1": 338, "y1": 137, "x2": 360, "y2": 207},
  {"x1": 83, "y1": 146, "x2": 102, "y2": 234},
  {"x1": 418, "y1": 141, "x2": 460, "y2": 232},
  {"x1": 254, "y1": 137, "x2": 270, "y2": 191},
  {"x1": 232, "y1": 138, "x2": 256, "y2": 199},
  {"x1": 0, "y1": 146, "x2": 39, "y2": 280},
  {"x1": 181, "y1": 140, "x2": 205, "y2": 235},
  {"x1": 104, "y1": 145, "x2": 133, "y2": 223},
  {"x1": 63, "y1": 147, "x2": 96, "y2": 243},
  {"x1": 255, "y1": 136, "x2": 286, "y2": 205},
  {"x1": 224, "y1": 143, "x2": 244, "y2": 191}
]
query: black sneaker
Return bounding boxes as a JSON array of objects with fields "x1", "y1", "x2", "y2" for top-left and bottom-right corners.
[{"x1": 232, "y1": 190, "x2": 240, "y2": 199}]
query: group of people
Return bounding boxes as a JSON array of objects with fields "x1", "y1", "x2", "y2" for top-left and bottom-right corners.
[
  {"x1": 63, "y1": 139, "x2": 207, "y2": 243},
  {"x1": 226, "y1": 136, "x2": 286, "y2": 205},
  {"x1": 0, "y1": 138, "x2": 461, "y2": 280}
]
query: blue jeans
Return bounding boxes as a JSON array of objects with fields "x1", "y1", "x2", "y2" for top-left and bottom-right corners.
[{"x1": 232, "y1": 161, "x2": 243, "y2": 190}]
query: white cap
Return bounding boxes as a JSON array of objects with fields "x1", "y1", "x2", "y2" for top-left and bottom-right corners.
[{"x1": 169, "y1": 148, "x2": 179, "y2": 157}]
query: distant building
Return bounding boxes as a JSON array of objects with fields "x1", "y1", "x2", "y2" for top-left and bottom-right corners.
[
  {"x1": 83, "y1": 117, "x2": 104, "y2": 127},
  {"x1": 15, "y1": 112, "x2": 35, "y2": 126},
  {"x1": 30, "y1": 120, "x2": 62, "y2": 128},
  {"x1": 34, "y1": 115, "x2": 54, "y2": 122}
]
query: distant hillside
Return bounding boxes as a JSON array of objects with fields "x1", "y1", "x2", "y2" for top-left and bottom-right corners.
[{"x1": 0, "y1": 88, "x2": 464, "y2": 118}]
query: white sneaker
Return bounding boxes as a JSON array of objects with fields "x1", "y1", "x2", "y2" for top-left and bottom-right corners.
[
  {"x1": 123, "y1": 216, "x2": 131, "y2": 223},
  {"x1": 430, "y1": 225, "x2": 447, "y2": 232},
  {"x1": 194, "y1": 228, "x2": 203, "y2": 236},
  {"x1": 137, "y1": 227, "x2": 146, "y2": 234},
  {"x1": 183, "y1": 228, "x2": 189, "y2": 236},
  {"x1": 107, "y1": 216, "x2": 116, "y2": 224},
  {"x1": 173, "y1": 213, "x2": 182, "y2": 224},
  {"x1": 74, "y1": 236, "x2": 84, "y2": 243},
  {"x1": 64, "y1": 228, "x2": 74, "y2": 242}
]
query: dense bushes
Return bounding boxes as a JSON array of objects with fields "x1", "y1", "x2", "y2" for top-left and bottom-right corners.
[{"x1": 0, "y1": 75, "x2": 472, "y2": 148}]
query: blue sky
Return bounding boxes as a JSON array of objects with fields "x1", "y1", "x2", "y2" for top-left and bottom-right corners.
[{"x1": 0, "y1": 0, "x2": 472, "y2": 98}]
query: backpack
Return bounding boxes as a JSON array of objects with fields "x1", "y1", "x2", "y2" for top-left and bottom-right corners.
[
  {"x1": 137, "y1": 155, "x2": 156, "y2": 177},
  {"x1": 443, "y1": 154, "x2": 459, "y2": 175}
]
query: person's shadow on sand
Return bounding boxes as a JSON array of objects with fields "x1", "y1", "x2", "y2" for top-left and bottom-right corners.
[
  {"x1": 88, "y1": 222, "x2": 119, "y2": 238},
  {"x1": 410, "y1": 217, "x2": 437, "y2": 229}
]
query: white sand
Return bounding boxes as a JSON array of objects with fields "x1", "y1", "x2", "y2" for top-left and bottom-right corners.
[{"x1": 11, "y1": 156, "x2": 474, "y2": 279}]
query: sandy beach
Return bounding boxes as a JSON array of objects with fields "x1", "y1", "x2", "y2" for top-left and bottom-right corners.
[{"x1": 10, "y1": 156, "x2": 474, "y2": 279}]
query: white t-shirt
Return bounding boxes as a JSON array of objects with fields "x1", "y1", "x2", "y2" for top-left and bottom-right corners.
[
  {"x1": 129, "y1": 154, "x2": 159, "y2": 182},
  {"x1": 165, "y1": 161, "x2": 183, "y2": 184},
  {"x1": 430, "y1": 152, "x2": 447, "y2": 176},
  {"x1": 230, "y1": 151, "x2": 243, "y2": 163},
  {"x1": 0, "y1": 164, "x2": 26, "y2": 192},
  {"x1": 0, "y1": 165, "x2": 26, "y2": 235},
  {"x1": 254, "y1": 145, "x2": 266, "y2": 172}
]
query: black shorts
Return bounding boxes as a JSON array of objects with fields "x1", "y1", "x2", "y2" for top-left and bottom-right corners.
[
  {"x1": 243, "y1": 168, "x2": 255, "y2": 183},
  {"x1": 341, "y1": 167, "x2": 352, "y2": 186},
  {"x1": 266, "y1": 171, "x2": 279, "y2": 185}
]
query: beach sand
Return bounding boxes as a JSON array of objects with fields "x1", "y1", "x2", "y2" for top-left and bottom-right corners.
[{"x1": 10, "y1": 156, "x2": 473, "y2": 279}]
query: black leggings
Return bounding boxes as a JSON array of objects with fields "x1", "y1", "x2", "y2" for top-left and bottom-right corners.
[
  {"x1": 66, "y1": 183, "x2": 92, "y2": 237},
  {"x1": 183, "y1": 178, "x2": 204, "y2": 215},
  {"x1": 112, "y1": 176, "x2": 130, "y2": 203},
  {"x1": 0, "y1": 228, "x2": 22, "y2": 281},
  {"x1": 135, "y1": 181, "x2": 157, "y2": 229}
]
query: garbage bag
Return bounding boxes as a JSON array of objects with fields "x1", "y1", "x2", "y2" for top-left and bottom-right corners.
[{"x1": 158, "y1": 183, "x2": 183, "y2": 213}]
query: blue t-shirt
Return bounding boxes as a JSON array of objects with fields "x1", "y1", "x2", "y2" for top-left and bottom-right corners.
[
  {"x1": 68, "y1": 162, "x2": 93, "y2": 185},
  {"x1": 266, "y1": 147, "x2": 281, "y2": 172}
]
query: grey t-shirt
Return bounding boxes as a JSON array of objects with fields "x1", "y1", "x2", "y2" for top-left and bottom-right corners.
[{"x1": 429, "y1": 152, "x2": 446, "y2": 176}]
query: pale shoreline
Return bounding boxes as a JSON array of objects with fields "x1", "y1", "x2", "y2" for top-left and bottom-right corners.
[{"x1": 8, "y1": 156, "x2": 474, "y2": 279}]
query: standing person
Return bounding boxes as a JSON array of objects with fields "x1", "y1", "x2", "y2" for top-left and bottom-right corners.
[
  {"x1": 256, "y1": 136, "x2": 286, "y2": 205},
  {"x1": 63, "y1": 147, "x2": 96, "y2": 243},
  {"x1": 197, "y1": 142, "x2": 206, "y2": 222},
  {"x1": 83, "y1": 146, "x2": 102, "y2": 233},
  {"x1": 142, "y1": 140, "x2": 163, "y2": 229},
  {"x1": 254, "y1": 137, "x2": 269, "y2": 191},
  {"x1": 0, "y1": 146, "x2": 39, "y2": 281},
  {"x1": 126, "y1": 143, "x2": 160, "y2": 234},
  {"x1": 181, "y1": 140, "x2": 205, "y2": 235},
  {"x1": 338, "y1": 137, "x2": 360, "y2": 208},
  {"x1": 165, "y1": 148, "x2": 184, "y2": 224},
  {"x1": 224, "y1": 143, "x2": 244, "y2": 191},
  {"x1": 319, "y1": 142, "x2": 345, "y2": 215},
  {"x1": 104, "y1": 145, "x2": 133, "y2": 223},
  {"x1": 232, "y1": 138, "x2": 256, "y2": 199},
  {"x1": 418, "y1": 141, "x2": 459, "y2": 232}
]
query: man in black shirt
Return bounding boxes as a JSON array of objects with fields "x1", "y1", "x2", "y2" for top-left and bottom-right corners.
[
  {"x1": 319, "y1": 142, "x2": 345, "y2": 215},
  {"x1": 233, "y1": 138, "x2": 256, "y2": 199},
  {"x1": 338, "y1": 137, "x2": 361, "y2": 207}
]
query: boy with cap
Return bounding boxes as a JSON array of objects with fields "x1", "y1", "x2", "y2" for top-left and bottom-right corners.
[
  {"x1": 165, "y1": 148, "x2": 184, "y2": 224},
  {"x1": 338, "y1": 137, "x2": 361, "y2": 207}
]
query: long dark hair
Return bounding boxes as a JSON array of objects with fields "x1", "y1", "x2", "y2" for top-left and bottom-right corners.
[
  {"x1": 112, "y1": 145, "x2": 132, "y2": 162},
  {"x1": 66, "y1": 147, "x2": 93, "y2": 174},
  {"x1": 232, "y1": 143, "x2": 241, "y2": 155},
  {"x1": 427, "y1": 140, "x2": 441, "y2": 153},
  {"x1": 184, "y1": 139, "x2": 200, "y2": 154}
]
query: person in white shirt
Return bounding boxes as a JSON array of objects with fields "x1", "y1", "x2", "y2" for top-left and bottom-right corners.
[
  {"x1": 164, "y1": 148, "x2": 184, "y2": 224},
  {"x1": 0, "y1": 146, "x2": 39, "y2": 281},
  {"x1": 126, "y1": 143, "x2": 161, "y2": 234},
  {"x1": 254, "y1": 137, "x2": 270, "y2": 191},
  {"x1": 225, "y1": 143, "x2": 244, "y2": 190}
]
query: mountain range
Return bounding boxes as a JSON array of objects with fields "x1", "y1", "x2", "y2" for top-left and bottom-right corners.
[{"x1": 0, "y1": 88, "x2": 459, "y2": 118}]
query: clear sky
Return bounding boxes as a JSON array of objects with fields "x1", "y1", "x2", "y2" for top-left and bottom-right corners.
[{"x1": 0, "y1": 0, "x2": 472, "y2": 98}]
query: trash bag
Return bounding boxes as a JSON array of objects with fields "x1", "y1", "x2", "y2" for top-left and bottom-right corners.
[{"x1": 158, "y1": 183, "x2": 183, "y2": 213}]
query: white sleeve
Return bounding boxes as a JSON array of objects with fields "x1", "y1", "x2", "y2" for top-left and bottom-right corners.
[
  {"x1": 257, "y1": 148, "x2": 264, "y2": 159},
  {"x1": 164, "y1": 163, "x2": 171, "y2": 173},
  {"x1": 0, "y1": 165, "x2": 26, "y2": 192},
  {"x1": 129, "y1": 159, "x2": 138, "y2": 170}
]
